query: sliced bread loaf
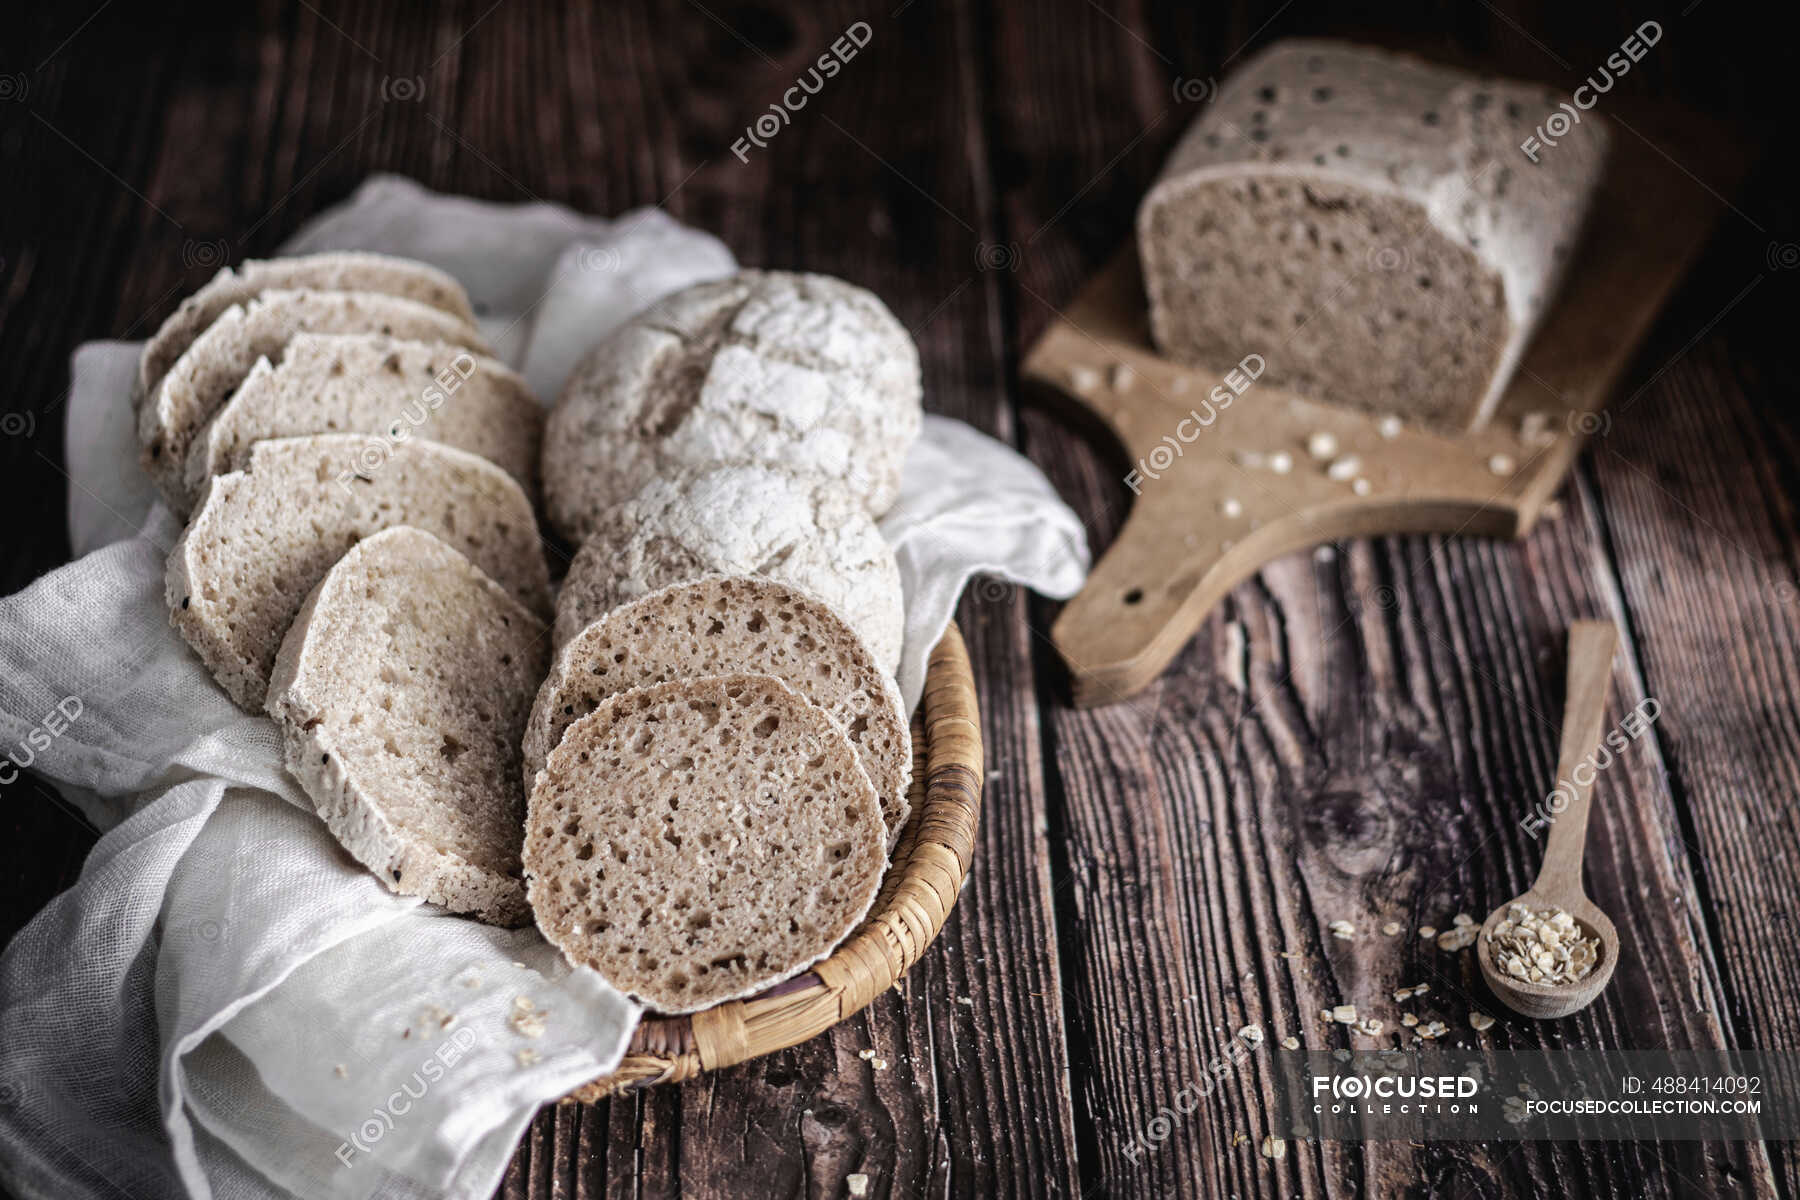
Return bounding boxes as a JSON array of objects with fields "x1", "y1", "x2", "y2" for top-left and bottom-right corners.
[
  {"x1": 136, "y1": 252, "x2": 477, "y2": 405},
  {"x1": 267, "y1": 526, "x2": 546, "y2": 926},
  {"x1": 1138, "y1": 39, "x2": 1609, "y2": 432},
  {"x1": 168, "y1": 434, "x2": 550, "y2": 711},
  {"x1": 183, "y1": 332, "x2": 542, "y2": 508},
  {"x1": 524, "y1": 673, "x2": 887, "y2": 1012},
  {"x1": 526, "y1": 576, "x2": 912, "y2": 840},
  {"x1": 139, "y1": 289, "x2": 494, "y2": 512},
  {"x1": 554, "y1": 466, "x2": 904, "y2": 671},
  {"x1": 542, "y1": 270, "x2": 922, "y2": 541}
]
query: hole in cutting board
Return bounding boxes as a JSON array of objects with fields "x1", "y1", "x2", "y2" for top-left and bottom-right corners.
[{"x1": 1122, "y1": 588, "x2": 1143, "y2": 605}]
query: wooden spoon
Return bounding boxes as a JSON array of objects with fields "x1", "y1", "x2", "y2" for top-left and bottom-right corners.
[{"x1": 1477, "y1": 620, "x2": 1621, "y2": 1019}]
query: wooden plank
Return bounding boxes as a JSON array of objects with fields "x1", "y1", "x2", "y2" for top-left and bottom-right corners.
[{"x1": 985, "y1": 1, "x2": 1775, "y2": 1196}]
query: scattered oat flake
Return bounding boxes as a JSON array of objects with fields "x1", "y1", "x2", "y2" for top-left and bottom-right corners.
[
  {"x1": 957, "y1": 996, "x2": 973, "y2": 1006},
  {"x1": 1454, "y1": 913, "x2": 1474, "y2": 926},
  {"x1": 1268, "y1": 451, "x2": 1294, "y2": 474},
  {"x1": 1326, "y1": 455, "x2": 1361, "y2": 481},
  {"x1": 1470, "y1": 1011, "x2": 1496, "y2": 1032},
  {"x1": 1328, "y1": 919, "x2": 1355, "y2": 940},
  {"x1": 334, "y1": 1064, "x2": 347, "y2": 1079},
  {"x1": 1307, "y1": 431, "x2": 1339, "y2": 459},
  {"x1": 871, "y1": 1058, "x2": 889, "y2": 1071},
  {"x1": 516, "y1": 1048, "x2": 541, "y2": 1067},
  {"x1": 509, "y1": 996, "x2": 548, "y2": 1038},
  {"x1": 1262, "y1": 1134, "x2": 1287, "y2": 1161},
  {"x1": 1280, "y1": 1036, "x2": 1300, "y2": 1051},
  {"x1": 859, "y1": 1048, "x2": 876, "y2": 1060},
  {"x1": 1069, "y1": 365, "x2": 1101, "y2": 394},
  {"x1": 1357, "y1": 1018, "x2": 1384, "y2": 1036},
  {"x1": 1401, "y1": 1013, "x2": 1419, "y2": 1027},
  {"x1": 1382, "y1": 921, "x2": 1401, "y2": 936},
  {"x1": 1437, "y1": 925, "x2": 1479, "y2": 952},
  {"x1": 1487, "y1": 453, "x2": 1515, "y2": 476},
  {"x1": 848, "y1": 1174, "x2": 870, "y2": 1198},
  {"x1": 1220, "y1": 497, "x2": 1243, "y2": 518},
  {"x1": 1233, "y1": 1130, "x2": 1249, "y2": 1147},
  {"x1": 1352, "y1": 477, "x2": 1372, "y2": 495},
  {"x1": 1313, "y1": 544, "x2": 1335, "y2": 563},
  {"x1": 1237, "y1": 1024, "x2": 1265, "y2": 1047},
  {"x1": 1377, "y1": 414, "x2": 1404, "y2": 439},
  {"x1": 1331, "y1": 1005, "x2": 1358, "y2": 1024},
  {"x1": 1418, "y1": 925, "x2": 1437, "y2": 939}
]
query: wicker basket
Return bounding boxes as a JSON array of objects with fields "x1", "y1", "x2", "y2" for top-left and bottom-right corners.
[{"x1": 564, "y1": 623, "x2": 983, "y2": 1101}]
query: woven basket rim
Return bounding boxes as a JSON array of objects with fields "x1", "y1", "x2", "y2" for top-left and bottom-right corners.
[{"x1": 564, "y1": 622, "x2": 982, "y2": 1100}]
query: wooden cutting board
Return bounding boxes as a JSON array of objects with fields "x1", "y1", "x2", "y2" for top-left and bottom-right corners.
[{"x1": 1023, "y1": 109, "x2": 1749, "y2": 707}]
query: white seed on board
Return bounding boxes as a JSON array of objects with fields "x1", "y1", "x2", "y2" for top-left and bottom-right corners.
[
  {"x1": 1221, "y1": 497, "x2": 1243, "y2": 518},
  {"x1": 1307, "y1": 431, "x2": 1339, "y2": 459},
  {"x1": 1488, "y1": 453, "x2": 1516, "y2": 476},
  {"x1": 1326, "y1": 455, "x2": 1360, "y2": 481},
  {"x1": 1268, "y1": 451, "x2": 1294, "y2": 474},
  {"x1": 1377, "y1": 414, "x2": 1404, "y2": 439}
]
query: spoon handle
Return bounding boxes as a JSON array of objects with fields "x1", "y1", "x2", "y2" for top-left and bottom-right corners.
[{"x1": 1535, "y1": 620, "x2": 1620, "y2": 902}]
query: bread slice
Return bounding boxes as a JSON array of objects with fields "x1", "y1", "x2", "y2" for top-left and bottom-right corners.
[
  {"x1": 526, "y1": 576, "x2": 912, "y2": 840},
  {"x1": 1138, "y1": 39, "x2": 1608, "y2": 431},
  {"x1": 267, "y1": 527, "x2": 546, "y2": 926},
  {"x1": 554, "y1": 466, "x2": 904, "y2": 672},
  {"x1": 136, "y1": 252, "x2": 477, "y2": 406},
  {"x1": 524, "y1": 673, "x2": 887, "y2": 1012},
  {"x1": 542, "y1": 270, "x2": 922, "y2": 542},
  {"x1": 168, "y1": 434, "x2": 550, "y2": 711},
  {"x1": 183, "y1": 332, "x2": 542, "y2": 508},
  {"x1": 139, "y1": 289, "x2": 494, "y2": 513}
]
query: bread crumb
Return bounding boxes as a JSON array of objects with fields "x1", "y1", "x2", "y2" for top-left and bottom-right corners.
[
  {"x1": 1262, "y1": 1134, "x2": 1287, "y2": 1160},
  {"x1": 333, "y1": 1064, "x2": 347, "y2": 1079},
  {"x1": 1470, "y1": 1011, "x2": 1496, "y2": 1032},
  {"x1": 1377, "y1": 415, "x2": 1404, "y2": 439},
  {"x1": 848, "y1": 1174, "x2": 870, "y2": 1198},
  {"x1": 509, "y1": 995, "x2": 548, "y2": 1038},
  {"x1": 1237, "y1": 1023, "x2": 1265, "y2": 1047},
  {"x1": 517, "y1": 1048, "x2": 541, "y2": 1067},
  {"x1": 1280, "y1": 1036, "x2": 1300, "y2": 1050},
  {"x1": 1307, "y1": 431, "x2": 1339, "y2": 459}
]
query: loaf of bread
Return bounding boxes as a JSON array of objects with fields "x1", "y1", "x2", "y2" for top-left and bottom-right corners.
[
  {"x1": 1138, "y1": 39, "x2": 1608, "y2": 431},
  {"x1": 137, "y1": 252, "x2": 477, "y2": 407},
  {"x1": 139, "y1": 289, "x2": 492, "y2": 512},
  {"x1": 541, "y1": 270, "x2": 921, "y2": 541},
  {"x1": 267, "y1": 527, "x2": 545, "y2": 926},
  {"x1": 168, "y1": 434, "x2": 550, "y2": 710},
  {"x1": 526, "y1": 576, "x2": 912, "y2": 840},
  {"x1": 183, "y1": 332, "x2": 542, "y2": 507},
  {"x1": 554, "y1": 466, "x2": 904, "y2": 671},
  {"x1": 524, "y1": 673, "x2": 887, "y2": 1012}
]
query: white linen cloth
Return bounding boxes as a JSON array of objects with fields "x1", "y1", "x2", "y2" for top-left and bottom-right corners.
[{"x1": 0, "y1": 175, "x2": 1090, "y2": 1200}]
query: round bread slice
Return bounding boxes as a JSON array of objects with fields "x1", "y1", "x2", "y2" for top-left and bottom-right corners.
[
  {"x1": 136, "y1": 252, "x2": 477, "y2": 406},
  {"x1": 183, "y1": 332, "x2": 542, "y2": 508},
  {"x1": 524, "y1": 673, "x2": 887, "y2": 1012},
  {"x1": 553, "y1": 466, "x2": 904, "y2": 671},
  {"x1": 168, "y1": 434, "x2": 551, "y2": 711},
  {"x1": 139, "y1": 289, "x2": 494, "y2": 513},
  {"x1": 267, "y1": 526, "x2": 547, "y2": 926},
  {"x1": 525, "y1": 576, "x2": 912, "y2": 840},
  {"x1": 542, "y1": 270, "x2": 922, "y2": 541}
]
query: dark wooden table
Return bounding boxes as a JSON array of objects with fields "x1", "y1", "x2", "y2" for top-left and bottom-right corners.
[{"x1": 3, "y1": 2, "x2": 1795, "y2": 1197}]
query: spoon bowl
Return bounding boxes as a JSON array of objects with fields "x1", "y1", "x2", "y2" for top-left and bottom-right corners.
[{"x1": 1478, "y1": 887, "x2": 1618, "y2": 1019}]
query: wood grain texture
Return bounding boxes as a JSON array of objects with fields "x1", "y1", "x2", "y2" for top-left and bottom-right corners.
[{"x1": 1, "y1": 2, "x2": 1796, "y2": 1199}]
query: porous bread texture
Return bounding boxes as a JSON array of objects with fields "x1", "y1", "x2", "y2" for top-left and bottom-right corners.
[
  {"x1": 136, "y1": 252, "x2": 477, "y2": 405},
  {"x1": 554, "y1": 466, "x2": 905, "y2": 672},
  {"x1": 267, "y1": 527, "x2": 546, "y2": 926},
  {"x1": 168, "y1": 434, "x2": 550, "y2": 711},
  {"x1": 139, "y1": 288, "x2": 494, "y2": 513},
  {"x1": 525, "y1": 576, "x2": 913, "y2": 841},
  {"x1": 1138, "y1": 39, "x2": 1609, "y2": 432},
  {"x1": 184, "y1": 332, "x2": 542, "y2": 507},
  {"x1": 524, "y1": 673, "x2": 887, "y2": 1012},
  {"x1": 542, "y1": 270, "x2": 922, "y2": 541}
]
